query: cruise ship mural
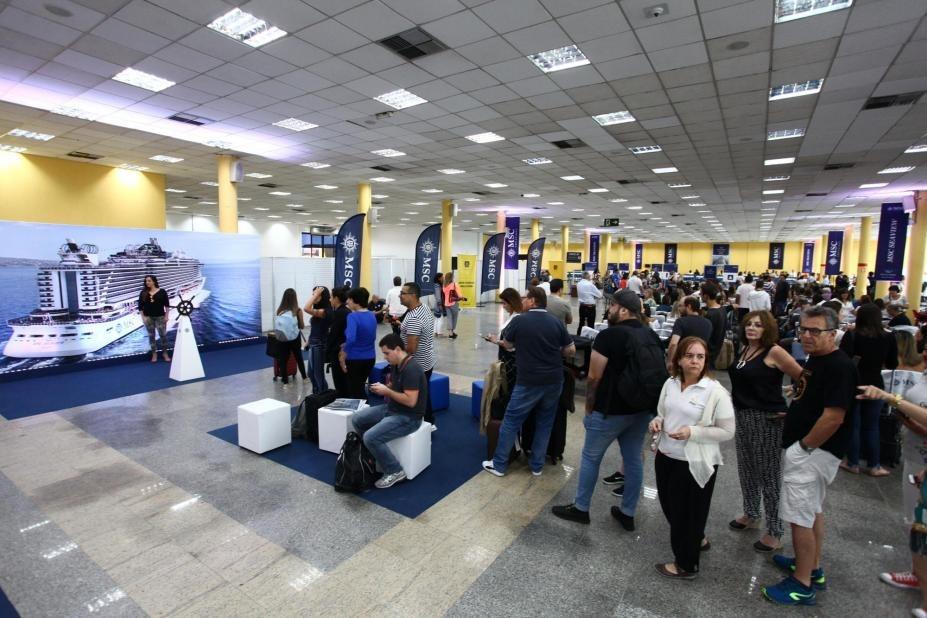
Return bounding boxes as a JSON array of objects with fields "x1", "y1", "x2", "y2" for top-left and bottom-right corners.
[{"x1": 0, "y1": 222, "x2": 260, "y2": 374}]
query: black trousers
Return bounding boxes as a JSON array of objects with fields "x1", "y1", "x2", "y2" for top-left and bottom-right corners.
[
  {"x1": 345, "y1": 358, "x2": 375, "y2": 400},
  {"x1": 276, "y1": 338, "x2": 306, "y2": 383},
  {"x1": 424, "y1": 368, "x2": 434, "y2": 425},
  {"x1": 577, "y1": 303, "x2": 596, "y2": 335},
  {"x1": 655, "y1": 452, "x2": 717, "y2": 573},
  {"x1": 329, "y1": 361, "x2": 349, "y2": 397}
]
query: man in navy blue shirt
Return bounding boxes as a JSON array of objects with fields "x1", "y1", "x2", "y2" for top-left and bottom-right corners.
[{"x1": 483, "y1": 286, "x2": 575, "y2": 476}]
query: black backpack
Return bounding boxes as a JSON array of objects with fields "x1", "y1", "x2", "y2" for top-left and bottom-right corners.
[
  {"x1": 334, "y1": 432, "x2": 378, "y2": 493},
  {"x1": 292, "y1": 389, "x2": 337, "y2": 441},
  {"x1": 615, "y1": 327, "x2": 669, "y2": 412}
]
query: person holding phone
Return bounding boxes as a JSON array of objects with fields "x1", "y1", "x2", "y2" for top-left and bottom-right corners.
[
  {"x1": 303, "y1": 286, "x2": 332, "y2": 394},
  {"x1": 443, "y1": 272, "x2": 466, "y2": 339}
]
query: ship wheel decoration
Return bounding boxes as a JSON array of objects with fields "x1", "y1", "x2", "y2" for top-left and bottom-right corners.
[{"x1": 173, "y1": 295, "x2": 196, "y2": 317}]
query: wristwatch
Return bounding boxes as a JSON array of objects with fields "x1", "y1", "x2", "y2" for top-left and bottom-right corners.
[{"x1": 798, "y1": 439, "x2": 815, "y2": 454}]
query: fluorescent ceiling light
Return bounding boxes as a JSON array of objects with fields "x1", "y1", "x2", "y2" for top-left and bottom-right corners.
[
  {"x1": 592, "y1": 111, "x2": 635, "y2": 126},
  {"x1": 118, "y1": 163, "x2": 148, "y2": 171},
  {"x1": 572, "y1": 208, "x2": 584, "y2": 212},
  {"x1": 201, "y1": 139, "x2": 232, "y2": 149},
  {"x1": 527, "y1": 44, "x2": 590, "y2": 73},
  {"x1": 437, "y1": 169, "x2": 465, "y2": 174},
  {"x1": 767, "y1": 128, "x2": 805, "y2": 141},
  {"x1": 859, "y1": 182, "x2": 888, "y2": 188},
  {"x1": 547, "y1": 201, "x2": 564, "y2": 205},
  {"x1": 207, "y1": 8, "x2": 287, "y2": 48},
  {"x1": 681, "y1": 195, "x2": 699, "y2": 199},
  {"x1": 523, "y1": 157, "x2": 552, "y2": 165},
  {"x1": 199, "y1": 201, "x2": 216, "y2": 205},
  {"x1": 268, "y1": 215, "x2": 282, "y2": 219},
  {"x1": 762, "y1": 200, "x2": 781, "y2": 204},
  {"x1": 522, "y1": 193, "x2": 540, "y2": 198},
  {"x1": 170, "y1": 205, "x2": 188, "y2": 209},
  {"x1": 370, "y1": 177, "x2": 394, "y2": 182},
  {"x1": 466, "y1": 132, "x2": 505, "y2": 143},
  {"x1": 324, "y1": 200, "x2": 343, "y2": 204},
  {"x1": 330, "y1": 209, "x2": 346, "y2": 213},
  {"x1": 373, "y1": 89, "x2": 427, "y2": 110},
  {"x1": 629, "y1": 145, "x2": 661, "y2": 154},
  {"x1": 775, "y1": 0, "x2": 852, "y2": 23},
  {"x1": 651, "y1": 167, "x2": 678, "y2": 174},
  {"x1": 769, "y1": 79, "x2": 823, "y2": 101},
  {"x1": 286, "y1": 204, "x2": 303, "y2": 208},
  {"x1": 6, "y1": 128, "x2": 54, "y2": 141},
  {"x1": 485, "y1": 183, "x2": 507, "y2": 188},
  {"x1": 667, "y1": 183, "x2": 691, "y2": 188},
  {"x1": 371, "y1": 148, "x2": 405, "y2": 157},
  {"x1": 561, "y1": 175, "x2": 584, "y2": 181},
  {"x1": 113, "y1": 67, "x2": 175, "y2": 92},
  {"x1": 422, "y1": 188, "x2": 443, "y2": 193},
  {"x1": 878, "y1": 166, "x2": 915, "y2": 174},
  {"x1": 410, "y1": 202, "x2": 428, "y2": 206},
  {"x1": 764, "y1": 157, "x2": 795, "y2": 166},
  {"x1": 372, "y1": 194, "x2": 388, "y2": 199},
  {"x1": 406, "y1": 211, "x2": 420, "y2": 214},
  {"x1": 764, "y1": 176, "x2": 790, "y2": 181},
  {"x1": 165, "y1": 188, "x2": 186, "y2": 193},
  {"x1": 201, "y1": 181, "x2": 219, "y2": 187},
  {"x1": 238, "y1": 198, "x2": 250, "y2": 201},
  {"x1": 269, "y1": 191, "x2": 291, "y2": 196},
  {"x1": 50, "y1": 105, "x2": 99, "y2": 120},
  {"x1": 300, "y1": 161, "x2": 330, "y2": 169},
  {"x1": 245, "y1": 172, "x2": 272, "y2": 178},
  {"x1": 834, "y1": 203, "x2": 856, "y2": 208},
  {"x1": 273, "y1": 118, "x2": 317, "y2": 132},
  {"x1": 315, "y1": 185, "x2": 337, "y2": 190},
  {"x1": 610, "y1": 198, "x2": 627, "y2": 203},
  {"x1": 588, "y1": 188, "x2": 608, "y2": 193},
  {"x1": 464, "y1": 198, "x2": 479, "y2": 202},
  {"x1": 254, "y1": 207, "x2": 269, "y2": 211},
  {"x1": 905, "y1": 144, "x2": 927, "y2": 154},
  {"x1": 150, "y1": 155, "x2": 183, "y2": 163},
  {"x1": 689, "y1": 203, "x2": 706, "y2": 207}
]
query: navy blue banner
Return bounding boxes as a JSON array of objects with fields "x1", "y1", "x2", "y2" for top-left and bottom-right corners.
[
  {"x1": 663, "y1": 263, "x2": 678, "y2": 273},
  {"x1": 825, "y1": 230, "x2": 843, "y2": 275},
  {"x1": 651, "y1": 263, "x2": 663, "y2": 272},
  {"x1": 617, "y1": 262, "x2": 629, "y2": 272},
  {"x1": 525, "y1": 237, "x2": 545, "y2": 282},
  {"x1": 664, "y1": 243, "x2": 677, "y2": 264},
  {"x1": 504, "y1": 216, "x2": 519, "y2": 270},
  {"x1": 334, "y1": 213, "x2": 365, "y2": 288},
  {"x1": 801, "y1": 242, "x2": 815, "y2": 273},
  {"x1": 704, "y1": 265, "x2": 717, "y2": 280},
  {"x1": 768, "y1": 243, "x2": 785, "y2": 270},
  {"x1": 875, "y1": 202, "x2": 909, "y2": 281},
  {"x1": 634, "y1": 244, "x2": 643, "y2": 269},
  {"x1": 607, "y1": 262, "x2": 618, "y2": 272},
  {"x1": 589, "y1": 234, "x2": 600, "y2": 267},
  {"x1": 414, "y1": 223, "x2": 441, "y2": 296},
  {"x1": 481, "y1": 232, "x2": 505, "y2": 293}
]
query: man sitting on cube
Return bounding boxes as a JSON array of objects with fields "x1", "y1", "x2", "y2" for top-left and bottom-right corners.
[{"x1": 352, "y1": 334, "x2": 427, "y2": 488}]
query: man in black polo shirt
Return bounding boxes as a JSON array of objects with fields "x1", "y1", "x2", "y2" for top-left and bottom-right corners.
[
  {"x1": 666, "y1": 297, "x2": 713, "y2": 368},
  {"x1": 762, "y1": 306, "x2": 857, "y2": 606},
  {"x1": 483, "y1": 286, "x2": 575, "y2": 477}
]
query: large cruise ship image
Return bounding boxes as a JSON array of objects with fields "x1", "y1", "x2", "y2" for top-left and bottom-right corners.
[{"x1": 3, "y1": 238, "x2": 209, "y2": 358}]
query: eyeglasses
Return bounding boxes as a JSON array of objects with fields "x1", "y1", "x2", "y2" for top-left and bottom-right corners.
[
  {"x1": 797, "y1": 327, "x2": 836, "y2": 337},
  {"x1": 399, "y1": 291, "x2": 411, "y2": 295},
  {"x1": 682, "y1": 353, "x2": 706, "y2": 360}
]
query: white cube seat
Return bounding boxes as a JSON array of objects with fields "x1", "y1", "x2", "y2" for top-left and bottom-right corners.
[
  {"x1": 238, "y1": 398, "x2": 291, "y2": 454},
  {"x1": 318, "y1": 400, "x2": 369, "y2": 454},
  {"x1": 385, "y1": 421, "x2": 432, "y2": 480}
]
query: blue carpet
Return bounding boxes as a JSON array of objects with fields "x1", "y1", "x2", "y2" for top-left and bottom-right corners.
[
  {"x1": 1, "y1": 342, "x2": 272, "y2": 420},
  {"x1": 208, "y1": 394, "x2": 484, "y2": 518},
  {"x1": 0, "y1": 585, "x2": 18, "y2": 618}
]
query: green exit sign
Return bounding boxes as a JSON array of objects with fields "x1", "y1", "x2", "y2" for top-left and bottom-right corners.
[{"x1": 603, "y1": 218, "x2": 620, "y2": 227}]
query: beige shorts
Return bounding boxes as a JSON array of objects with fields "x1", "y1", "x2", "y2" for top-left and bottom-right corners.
[{"x1": 779, "y1": 442, "x2": 840, "y2": 529}]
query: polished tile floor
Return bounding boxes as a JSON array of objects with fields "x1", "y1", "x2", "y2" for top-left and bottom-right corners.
[{"x1": 0, "y1": 302, "x2": 916, "y2": 616}]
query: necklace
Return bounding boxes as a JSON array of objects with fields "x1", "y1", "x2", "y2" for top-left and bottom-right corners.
[{"x1": 735, "y1": 345, "x2": 762, "y2": 370}]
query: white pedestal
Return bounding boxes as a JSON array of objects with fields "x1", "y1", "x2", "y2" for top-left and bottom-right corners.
[
  {"x1": 238, "y1": 398, "x2": 291, "y2": 454},
  {"x1": 318, "y1": 400, "x2": 369, "y2": 454},
  {"x1": 169, "y1": 315, "x2": 204, "y2": 382},
  {"x1": 386, "y1": 421, "x2": 432, "y2": 480}
]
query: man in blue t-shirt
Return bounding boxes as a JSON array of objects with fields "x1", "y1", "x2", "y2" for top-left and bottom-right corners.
[{"x1": 483, "y1": 286, "x2": 575, "y2": 477}]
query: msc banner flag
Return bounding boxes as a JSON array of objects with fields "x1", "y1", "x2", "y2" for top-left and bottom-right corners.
[
  {"x1": 504, "y1": 216, "x2": 519, "y2": 270},
  {"x1": 664, "y1": 243, "x2": 677, "y2": 265},
  {"x1": 768, "y1": 243, "x2": 785, "y2": 270},
  {"x1": 874, "y1": 202, "x2": 909, "y2": 281},
  {"x1": 481, "y1": 232, "x2": 505, "y2": 293},
  {"x1": 525, "y1": 237, "x2": 545, "y2": 282},
  {"x1": 825, "y1": 230, "x2": 843, "y2": 275},
  {"x1": 634, "y1": 244, "x2": 643, "y2": 269},
  {"x1": 801, "y1": 242, "x2": 815, "y2": 273},
  {"x1": 334, "y1": 213, "x2": 365, "y2": 288},
  {"x1": 704, "y1": 265, "x2": 717, "y2": 280},
  {"x1": 711, "y1": 243, "x2": 730, "y2": 265},
  {"x1": 414, "y1": 223, "x2": 441, "y2": 297},
  {"x1": 589, "y1": 234, "x2": 600, "y2": 267}
]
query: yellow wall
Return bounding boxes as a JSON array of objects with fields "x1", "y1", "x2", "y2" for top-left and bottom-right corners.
[{"x1": 0, "y1": 152, "x2": 165, "y2": 229}]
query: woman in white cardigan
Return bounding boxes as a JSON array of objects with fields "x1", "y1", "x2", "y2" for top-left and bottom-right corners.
[{"x1": 650, "y1": 336, "x2": 735, "y2": 580}]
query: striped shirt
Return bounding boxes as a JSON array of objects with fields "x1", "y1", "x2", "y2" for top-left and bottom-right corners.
[{"x1": 400, "y1": 303, "x2": 436, "y2": 371}]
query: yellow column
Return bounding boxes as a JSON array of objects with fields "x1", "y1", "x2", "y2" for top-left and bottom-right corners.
[
  {"x1": 561, "y1": 225, "x2": 570, "y2": 262},
  {"x1": 216, "y1": 154, "x2": 238, "y2": 233},
  {"x1": 441, "y1": 199, "x2": 454, "y2": 274},
  {"x1": 530, "y1": 218, "x2": 540, "y2": 241},
  {"x1": 905, "y1": 191, "x2": 927, "y2": 317},
  {"x1": 357, "y1": 182, "x2": 372, "y2": 290},
  {"x1": 820, "y1": 234, "x2": 828, "y2": 276},
  {"x1": 497, "y1": 210, "x2": 506, "y2": 233},
  {"x1": 841, "y1": 224, "x2": 854, "y2": 281},
  {"x1": 585, "y1": 230, "x2": 592, "y2": 265},
  {"x1": 603, "y1": 234, "x2": 612, "y2": 267},
  {"x1": 856, "y1": 216, "x2": 872, "y2": 294}
]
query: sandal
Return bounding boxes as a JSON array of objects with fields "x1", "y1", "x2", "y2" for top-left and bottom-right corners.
[
  {"x1": 753, "y1": 539, "x2": 782, "y2": 553},
  {"x1": 869, "y1": 467, "x2": 890, "y2": 477},
  {"x1": 839, "y1": 462, "x2": 860, "y2": 474},
  {"x1": 655, "y1": 563, "x2": 696, "y2": 580},
  {"x1": 729, "y1": 517, "x2": 760, "y2": 530}
]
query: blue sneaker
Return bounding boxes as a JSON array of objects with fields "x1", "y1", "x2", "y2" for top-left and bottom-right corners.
[
  {"x1": 771, "y1": 555, "x2": 827, "y2": 590},
  {"x1": 762, "y1": 575, "x2": 817, "y2": 606}
]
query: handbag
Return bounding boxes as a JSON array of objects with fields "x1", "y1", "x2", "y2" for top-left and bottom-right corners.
[
  {"x1": 448, "y1": 286, "x2": 460, "y2": 303},
  {"x1": 715, "y1": 339, "x2": 734, "y2": 370}
]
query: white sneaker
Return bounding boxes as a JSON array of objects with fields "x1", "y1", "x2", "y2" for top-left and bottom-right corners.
[
  {"x1": 911, "y1": 608, "x2": 927, "y2": 618},
  {"x1": 482, "y1": 460, "x2": 504, "y2": 477},
  {"x1": 531, "y1": 469, "x2": 543, "y2": 477},
  {"x1": 375, "y1": 470, "x2": 407, "y2": 489}
]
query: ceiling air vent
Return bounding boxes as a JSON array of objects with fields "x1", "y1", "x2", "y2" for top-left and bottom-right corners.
[
  {"x1": 471, "y1": 191, "x2": 497, "y2": 196},
  {"x1": 795, "y1": 209, "x2": 813, "y2": 213},
  {"x1": 552, "y1": 138, "x2": 586, "y2": 149},
  {"x1": 649, "y1": 200, "x2": 666, "y2": 204},
  {"x1": 806, "y1": 192, "x2": 828, "y2": 197},
  {"x1": 863, "y1": 91, "x2": 924, "y2": 110},
  {"x1": 311, "y1": 225, "x2": 335, "y2": 234},
  {"x1": 616, "y1": 179, "x2": 641, "y2": 185},
  {"x1": 824, "y1": 162, "x2": 854, "y2": 170},
  {"x1": 378, "y1": 28, "x2": 448, "y2": 60},
  {"x1": 168, "y1": 112, "x2": 212, "y2": 126},
  {"x1": 182, "y1": 195, "x2": 201, "y2": 200},
  {"x1": 67, "y1": 151, "x2": 102, "y2": 160},
  {"x1": 371, "y1": 165, "x2": 394, "y2": 172},
  {"x1": 258, "y1": 183, "x2": 278, "y2": 188}
]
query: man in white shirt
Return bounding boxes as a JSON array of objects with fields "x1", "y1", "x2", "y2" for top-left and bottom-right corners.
[
  {"x1": 627, "y1": 271, "x2": 643, "y2": 295},
  {"x1": 576, "y1": 271, "x2": 603, "y2": 335},
  {"x1": 747, "y1": 279, "x2": 772, "y2": 312},
  {"x1": 735, "y1": 275, "x2": 755, "y2": 321},
  {"x1": 383, "y1": 276, "x2": 405, "y2": 335}
]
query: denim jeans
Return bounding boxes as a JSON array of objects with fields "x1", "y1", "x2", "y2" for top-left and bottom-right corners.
[
  {"x1": 307, "y1": 339, "x2": 328, "y2": 394},
  {"x1": 847, "y1": 397, "x2": 886, "y2": 468},
  {"x1": 574, "y1": 411, "x2": 651, "y2": 515},
  {"x1": 352, "y1": 405, "x2": 421, "y2": 475},
  {"x1": 492, "y1": 381, "x2": 564, "y2": 473}
]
